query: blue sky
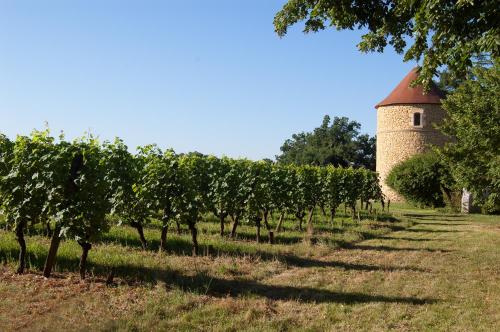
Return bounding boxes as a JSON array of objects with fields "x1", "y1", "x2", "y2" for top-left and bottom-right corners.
[{"x1": 0, "y1": 0, "x2": 416, "y2": 160}]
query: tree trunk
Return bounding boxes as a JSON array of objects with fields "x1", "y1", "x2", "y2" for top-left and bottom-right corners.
[
  {"x1": 45, "y1": 222, "x2": 52, "y2": 237},
  {"x1": 387, "y1": 199, "x2": 391, "y2": 212},
  {"x1": 15, "y1": 222, "x2": 26, "y2": 274},
  {"x1": 188, "y1": 221, "x2": 199, "y2": 256},
  {"x1": 320, "y1": 204, "x2": 327, "y2": 217},
  {"x1": 219, "y1": 212, "x2": 225, "y2": 237},
  {"x1": 443, "y1": 187, "x2": 454, "y2": 208},
  {"x1": 263, "y1": 210, "x2": 270, "y2": 231},
  {"x1": 330, "y1": 208, "x2": 336, "y2": 228},
  {"x1": 305, "y1": 207, "x2": 315, "y2": 245},
  {"x1": 160, "y1": 208, "x2": 170, "y2": 251},
  {"x1": 43, "y1": 225, "x2": 62, "y2": 278},
  {"x1": 160, "y1": 225, "x2": 169, "y2": 251},
  {"x1": 296, "y1": 211, "x2": 304, "y2": 231},
  {"x1": 306, "y1": 207, "x2": 314, "y2": 238},
  {"x1": 78, "y1": 241, "x2": 92, "y2": 280},
  {"x1": 256, "y1": 219, "x2": 261, "y2": 243},
  {"x1": 131, "y1": 222, "x2": 147, "y2": 250},
  {"x1": 268, "y1": 231, "x2": 274, "y2": 244},
  {"x1": 230, "y1": 215, "x2": 239, "y2": 238},
  {"x1": 175, "y1": 220, "x2": 181, "y2": 235},
  {"x1": 275, "y1": 212, "x2": 285, "y2": 233},
  {"x1": 106, "y1": 269, "x2": 115, "y2": 286}
]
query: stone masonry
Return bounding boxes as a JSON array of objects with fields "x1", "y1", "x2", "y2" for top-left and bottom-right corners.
[{"x1": 376, "y1": 103, "x2": 448, "y2": 202}]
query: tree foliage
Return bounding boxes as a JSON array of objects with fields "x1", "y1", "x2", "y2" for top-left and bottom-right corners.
[
  {"x1": 274, "y1": 0, "x2": 499, "y2": 88},
  {"x1": 277, "y1": 115, "x2": 376, "y2": 170},
  {"x1": 438, "y1": 63, "x2": 500, "y2": 213}
]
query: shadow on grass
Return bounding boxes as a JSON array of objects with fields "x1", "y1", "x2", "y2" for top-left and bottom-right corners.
[
  {"x1": 403, "y1": 213, "x2": 467, "y2": 221},
  {"x1": 365, "y1": 224, "x2": 407, "y2": 232},
  {"x1": 99, "y1": 229, "x2": 308, "y2": 247},
  {"x1": 279, "y1": 255, "x2": 429, "y2": 272},
  {"x1": 101, "y1": 221, "x2": 398, "y2": 248},
  {"x1": 405, "y1": 229, "x2": 462, "y2": 233},
  {"x1": 413, "y1": 222, "x2": 469, "y2": 226},
  {"x1": 162, "y1": 271, "x2": 438, "y2": 305},
  {"x1": 0, "y1": 247, "x2": 437, "y2": 305},
  {"x1": 379, "y1": 236, "x2": 441, "y2": 242},
  {"x1": 212, "y1": 230, "x2": 306, "y2": 245},
  {"x1": 24, "y1": 216, "x2": 405, "y2": 251},
  {"x1": 0, "y1": 239, "x2": 429, "y2": 281},
  {"x1": 343, "y1": 244, "x2": 452, "y2": 253}
]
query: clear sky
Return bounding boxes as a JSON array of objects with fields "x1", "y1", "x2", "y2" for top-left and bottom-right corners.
[{"x1": 1, "y1": 0, "x2": 417, "y2": 160}]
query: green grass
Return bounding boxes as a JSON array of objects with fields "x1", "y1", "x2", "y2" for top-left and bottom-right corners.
[
  {"x1": 0, "y1": 209, "x2": 399, "y2": 280},
  {"x1": 0, "y1": 207, "x2": 499, "y2": 331}
]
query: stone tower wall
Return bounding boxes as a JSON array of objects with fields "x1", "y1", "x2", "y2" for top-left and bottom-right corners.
[{"x1": 376, "y1": 104, "x2": 448, "y2": 202}]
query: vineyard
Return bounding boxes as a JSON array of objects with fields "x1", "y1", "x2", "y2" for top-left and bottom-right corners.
[
  {"x1": 1, "y1": 130, "x2": 499, "y2": 331},
  {"x1": 0, "y1": 130, "x2": 384, "y2": 280}
]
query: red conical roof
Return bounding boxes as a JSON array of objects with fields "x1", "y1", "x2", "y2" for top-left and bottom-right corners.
[{"x1": 375, "y1": 67, "x2": 445, "y2": 108}]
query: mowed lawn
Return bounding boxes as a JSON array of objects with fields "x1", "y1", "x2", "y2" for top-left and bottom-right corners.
[{"x1": 0, "y1": 208, "x2": 499, "y2": 331}]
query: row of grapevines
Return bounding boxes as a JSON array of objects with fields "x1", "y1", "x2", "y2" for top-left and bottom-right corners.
[{"x1": 0, "y1": 130, "x2": 382, "y2": 278}]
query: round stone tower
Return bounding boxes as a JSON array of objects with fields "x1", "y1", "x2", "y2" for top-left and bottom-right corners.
[{"x1": 375, "y1": 67, "x2": 447, "y2": 202}]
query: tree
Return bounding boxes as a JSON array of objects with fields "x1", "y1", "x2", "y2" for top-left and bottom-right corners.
[
  {"x1": 437, "y1": 56, "x2": 494, "y2": 93},
  {"x1": 438, "y1": 64, "x2": 500, "y2": 213},
  {"x1": 277, "y1": 115, "x2": 376, "y2": 170},
  {"x1": 274, "y1": 0, "x2": 499, "y2": 88}
]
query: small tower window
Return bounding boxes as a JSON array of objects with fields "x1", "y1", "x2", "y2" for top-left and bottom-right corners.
[{"x1": 413, "y1": 112, "x2": 422, "y2": 127}]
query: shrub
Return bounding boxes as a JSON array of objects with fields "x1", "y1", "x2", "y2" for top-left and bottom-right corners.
[{"x1": 386, "y1": 152, "x2": 457, "y2": 208}]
